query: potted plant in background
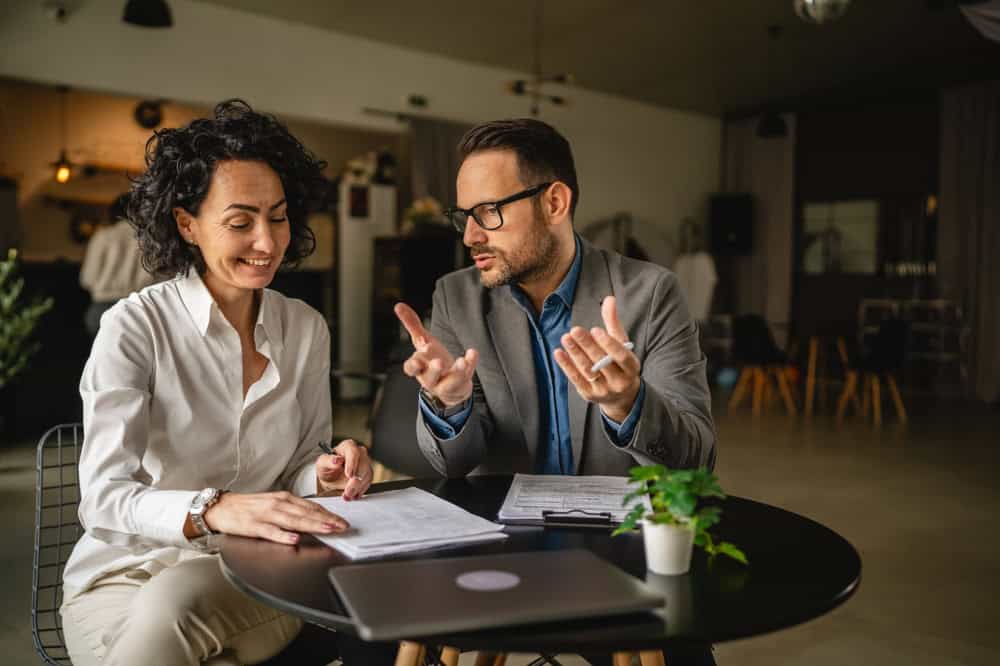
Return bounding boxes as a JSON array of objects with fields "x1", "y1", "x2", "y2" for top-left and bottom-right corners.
[
  {"x1": 400, "y1": 196, "x2": 446, "y2": 236},
  {"x1": 0, "y1": 248, "x2": 54, "y2": 440},
  {"x1": 613, "y1": 465, "x2": 747, "y2": 575}
]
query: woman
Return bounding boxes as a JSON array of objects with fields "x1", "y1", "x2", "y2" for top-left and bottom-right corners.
[{"x1": 60, "y1": 100, "x2": 395, "y2": 665}]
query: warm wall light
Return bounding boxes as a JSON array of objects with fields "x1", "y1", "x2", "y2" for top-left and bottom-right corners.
[
  {"x1": 51, "y1": 86, "x2": 74, "y2": 183},
  {"x1": 54, "y1": 153, "x2": 72, "y2": 183}
]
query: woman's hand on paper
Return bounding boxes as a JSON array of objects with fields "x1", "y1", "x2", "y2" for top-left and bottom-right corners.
[
  {"x1": 202, "y1": 491, "x2": 349, "y2": 546},
  {"x1": 395, "y1": 302, "x2": 478, "y2": 407}
]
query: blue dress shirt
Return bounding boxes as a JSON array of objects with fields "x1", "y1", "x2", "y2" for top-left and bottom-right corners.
[{"x1": 420, "y1": 236, "x2": 645, "y2": 473}]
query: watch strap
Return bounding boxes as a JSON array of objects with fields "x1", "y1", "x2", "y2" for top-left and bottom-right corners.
[
  {"x1": 189, "y1": 488, "x2": 222, "y2": 537},
  {"x1": 420, "y1": 389, "x2": 469, "y2": 418}
]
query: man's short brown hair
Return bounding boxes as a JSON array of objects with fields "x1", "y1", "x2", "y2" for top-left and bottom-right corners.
[{"x1": 458, "y1": 118, "x2": 579, "y2": 218}]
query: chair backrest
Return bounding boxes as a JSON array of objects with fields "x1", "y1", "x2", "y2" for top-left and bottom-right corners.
[
  {"x1": 731, "y1": 314, "x2": 784, "y2": 364},
  {"x1": 367, "y1": 340, "x2": 441, "y2": 479},
  {"x1": 31, "y1": 423, "x2": 83, "y2": 666},
  {"x1": 865, "y1": 317, "x2": 909, "y2": 373}
]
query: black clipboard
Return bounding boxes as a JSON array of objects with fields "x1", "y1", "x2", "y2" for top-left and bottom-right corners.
[{"x1": 542, "y1": 509, "x2": 615, "y2": 528}]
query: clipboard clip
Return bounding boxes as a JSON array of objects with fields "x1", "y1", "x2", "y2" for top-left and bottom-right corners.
[{"x1": 542, "y1": 509, "x2": 614, "y2": 528}]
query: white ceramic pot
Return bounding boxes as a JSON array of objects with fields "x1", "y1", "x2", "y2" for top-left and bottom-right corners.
[{"x1": 642, "y1": 518, "x2": 695, "y2": 575}]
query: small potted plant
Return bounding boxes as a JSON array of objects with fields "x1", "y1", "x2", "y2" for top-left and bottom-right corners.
[{"x1": 613, "y1": 465, "x2": 747, "y2": 575}]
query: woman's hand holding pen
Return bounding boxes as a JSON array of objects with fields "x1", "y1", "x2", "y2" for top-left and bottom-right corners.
[
  {"x1": 316, "y1": 439, "x2": 373, "y2": 500},
  {"x1": 553, "y1": 296, "x2": 641, "y2": 423},
  {"x1": 394, "y1": 302, "x2": 478, "y2": 407}
]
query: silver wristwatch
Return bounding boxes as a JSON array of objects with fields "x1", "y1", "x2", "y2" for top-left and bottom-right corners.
[{"x1": 189, "y1": 487, "x2": 222, "y2": 538}]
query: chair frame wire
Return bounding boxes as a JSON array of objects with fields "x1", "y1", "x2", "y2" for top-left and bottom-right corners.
[{"x1": 31, "y1": 423, "x2": 83, "y2": 665}]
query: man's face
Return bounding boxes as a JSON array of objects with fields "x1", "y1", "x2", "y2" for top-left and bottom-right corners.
[{"x1": 456, "y1": 149, "x2": 557, "y2": 289}]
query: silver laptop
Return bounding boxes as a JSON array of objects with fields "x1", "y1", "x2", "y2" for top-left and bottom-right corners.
[{"x1": 327, "y1": 549, "x2": 663, "y2": 641}]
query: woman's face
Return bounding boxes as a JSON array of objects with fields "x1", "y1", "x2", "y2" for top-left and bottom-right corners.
[{"x1": 174, "y1": 160, "x2": 290, "y2": 300}]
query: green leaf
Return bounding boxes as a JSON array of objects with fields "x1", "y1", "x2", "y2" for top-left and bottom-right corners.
[
  {"x1": 0, "y1": 252, "x2": 52, "y2": 387},
  {"x1": 714, "y1": 542, "x2": 748, "y2": 565},
  {"x1": 696, "y1": 506, "x2": 722, "y2": 530}
]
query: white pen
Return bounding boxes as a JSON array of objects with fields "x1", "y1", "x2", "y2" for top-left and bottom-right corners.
[{"x1": 590, "y1": 341, "x2": 635, "y2": 374}]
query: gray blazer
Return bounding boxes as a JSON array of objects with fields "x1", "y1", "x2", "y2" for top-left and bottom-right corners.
[{"x1": 416, "y1": 237, "x2": 717, "y2": 477}]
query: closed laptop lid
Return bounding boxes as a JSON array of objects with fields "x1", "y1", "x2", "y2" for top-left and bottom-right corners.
[{"x1": 328, "y1": 549, "x2": 663, "y2": 641}]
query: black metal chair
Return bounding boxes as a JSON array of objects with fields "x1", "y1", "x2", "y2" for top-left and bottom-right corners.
[
  {"x1": 30, "y1": 424, "x2": 340, "y2": 665},
  {"x1": 31, "y1": 423, "x2": 83, "y2": 666}
]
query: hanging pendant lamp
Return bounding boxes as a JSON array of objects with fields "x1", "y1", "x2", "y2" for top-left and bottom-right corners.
[{"x1": 50, "y1": 86, "x2": 75, "y2": 183}]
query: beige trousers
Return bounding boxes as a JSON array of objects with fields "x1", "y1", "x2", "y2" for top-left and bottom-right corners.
[{"x1": 60, "y1": 556, "x2": 302, "y2": 666}]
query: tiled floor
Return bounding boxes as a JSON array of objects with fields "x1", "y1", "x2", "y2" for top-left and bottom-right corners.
[{"x1": 3, "y1": 397, "x2": 998, "y2": 665}]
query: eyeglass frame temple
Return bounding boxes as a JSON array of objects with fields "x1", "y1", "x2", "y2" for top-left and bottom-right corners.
[{"x1": 446, "y1": 182, "x2": 553, "y2": 232}]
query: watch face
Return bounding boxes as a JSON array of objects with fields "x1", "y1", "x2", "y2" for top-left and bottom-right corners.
[{"x1": 192, "y1": 488, "x2": 217, "y2": 512}]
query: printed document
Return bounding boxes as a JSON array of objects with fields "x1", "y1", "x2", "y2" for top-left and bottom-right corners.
[
  {"x1": 498, "y1": 473, "x2": 651, "y2": 525},
  {"x1": 309, "y1": 487, "x2": 507, "y2": 559}
]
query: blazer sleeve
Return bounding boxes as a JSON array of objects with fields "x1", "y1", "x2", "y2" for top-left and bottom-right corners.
[
  {"x1": 415, "y1": 282, "x2": 495, "y2": 477},
  {"x1": 610, "y1": 272, "x2": 717, "y2": 470}
]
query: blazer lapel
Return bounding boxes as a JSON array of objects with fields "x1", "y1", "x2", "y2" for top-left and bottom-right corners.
[
  {"x1": 486, "y1": 291, "x2": 540, "y2": 461},
  {"x1": 569, "y1": 240, "x2": 614, "y2": 473}
]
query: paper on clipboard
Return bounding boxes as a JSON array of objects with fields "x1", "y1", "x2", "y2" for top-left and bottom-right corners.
[{"x1": 497, "y1": 473, "x2": 651, "y2": 527}]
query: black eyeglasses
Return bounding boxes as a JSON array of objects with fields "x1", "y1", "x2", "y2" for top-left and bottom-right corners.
[{"x1": 445, "y1": 182, "x2": 552, "y2": 233}]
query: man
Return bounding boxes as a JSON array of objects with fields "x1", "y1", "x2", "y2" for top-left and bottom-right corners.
[
  {"x1": 394, "y1": 119, "x2": 716, "y2": 666},
  {"x1": 79, "y1": 193, "x2": 155, "y2": 335},
  {"x1": 394, "y1": 119, "x2": 716, "y2": 479}
]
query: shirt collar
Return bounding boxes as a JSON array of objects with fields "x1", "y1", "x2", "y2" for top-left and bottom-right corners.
[
  {"x1": 508, "y1": 234, "x2": 583, "y2": 312},
  {"x1": 176, "y1": 269, "x2": 215, "y2": 336},
  {"x1": 175, "y1": 269, "x2": 283, "y2": 346},
  {"x1": 550, "y1": 234, "x2": 583, "y2": 309}
]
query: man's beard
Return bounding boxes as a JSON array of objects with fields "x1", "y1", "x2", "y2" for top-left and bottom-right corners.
[{"x1": 469, "y1": 213, "x2": 559, "y2": 289}]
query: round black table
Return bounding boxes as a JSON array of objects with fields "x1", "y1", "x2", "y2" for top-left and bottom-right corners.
[{"x1": 220, "y1": 476, "x2": 860, "y2": 653}]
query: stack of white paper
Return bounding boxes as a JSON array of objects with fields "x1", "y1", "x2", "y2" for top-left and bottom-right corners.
[
  {"x1": 308, "y1": 487, "x2": 507, "y2": 560},
  {"x1": 498, "y1": 473, "x2": 651, "y2": 525}
]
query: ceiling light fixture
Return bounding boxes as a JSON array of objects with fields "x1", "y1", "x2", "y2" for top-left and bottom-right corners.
[
  {"x1": 506, "y1": 0, "x2": 573, "y2": 116},
  {"x1": 794, "y1": 0, "x2": 851, "y2": 24},
  {"x1": 122, "y1": 0, "x2": 173, "y2": 28}
]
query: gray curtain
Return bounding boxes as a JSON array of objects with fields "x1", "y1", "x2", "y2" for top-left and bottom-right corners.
[
  {"x1": 409, "y1": 117, "x2": 472, "y2": 206},
  {"x1": 722, "y1": 114, "x2": 796, "y2": 348},
  {"x1": 938, "y1": 80, "x2": 1000, "y2": 404}
]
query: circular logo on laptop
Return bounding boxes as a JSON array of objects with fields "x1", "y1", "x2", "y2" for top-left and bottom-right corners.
[{"x1": 455, "y1": 570, "x2": 521, "y2": 592}]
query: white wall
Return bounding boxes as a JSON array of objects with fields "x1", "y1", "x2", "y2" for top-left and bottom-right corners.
[{"x1": 0, "y1": 0, "x2": 720, "y2": 266}]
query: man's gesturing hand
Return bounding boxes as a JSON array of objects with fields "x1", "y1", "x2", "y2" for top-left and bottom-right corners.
[
  {"x1": 553, "y1": 296, "x2": 641, "y2": 423},
  {"x1": 394, "y1": 302, "x2": 478, "y2": 407}
]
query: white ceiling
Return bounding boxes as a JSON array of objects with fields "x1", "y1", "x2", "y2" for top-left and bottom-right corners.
[{"x1": 196, "y1": 0, "x2": 1000, "y2": 116}]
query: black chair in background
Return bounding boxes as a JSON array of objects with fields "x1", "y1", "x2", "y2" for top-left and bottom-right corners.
[
  {"x1": 333, "y1": 337, "x2": 440, "y2": 480},
  {"x1": 836, "y1": 317, "x2": 909, "y2": 426},
  {"x1": 727, "y1": 314, "x2": 797, "y2": 417}
]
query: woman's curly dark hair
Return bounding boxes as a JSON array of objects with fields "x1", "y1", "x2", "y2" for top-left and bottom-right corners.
[{"x1": 127, "y1": 99, "x2": 329, "y2": 277}]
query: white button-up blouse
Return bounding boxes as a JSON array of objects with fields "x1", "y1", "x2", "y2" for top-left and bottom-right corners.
[{"x1": 62, "y1": 270, "x2": 331, "y2": 598}]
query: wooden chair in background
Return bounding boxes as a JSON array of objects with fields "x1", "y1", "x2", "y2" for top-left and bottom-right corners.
[
  {"x1": 836, "y1": 318, "x2": 909, "y2": 426},
  {"x1": 727, "y1": 314, "x2": 798, "y2": 417}
]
